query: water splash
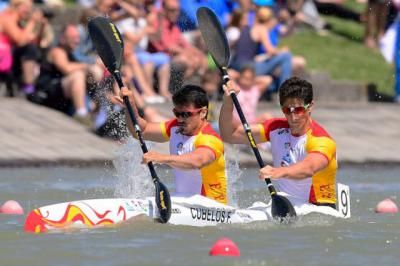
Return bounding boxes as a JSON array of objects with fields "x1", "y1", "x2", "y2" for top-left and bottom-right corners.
[
  {"x1": 112, "y1": 138, "x2": 154, "y2": 198},
  {"x1": 226, "y1": 145, "x2": 244, "y2": 208}
]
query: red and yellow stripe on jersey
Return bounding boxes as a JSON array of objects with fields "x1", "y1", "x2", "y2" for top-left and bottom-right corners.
[
  {"x1": 161, "y1": 119, "x2": 227, "y2": 204},
  {"x1": 259, "y1": 118, "x2": 337, "y2": 205}
]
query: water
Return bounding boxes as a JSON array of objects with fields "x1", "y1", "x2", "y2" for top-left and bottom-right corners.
[{"x1": 1, "y1": 162, "x2": 400, "y2": 265}]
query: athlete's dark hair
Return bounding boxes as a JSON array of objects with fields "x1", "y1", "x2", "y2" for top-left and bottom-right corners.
[
  {"x1": 172, "y1": 84, "x2": 209, "y2": 108},
  {"x1": 278, "y1": 77, "x2": 313, "y2": 106}
]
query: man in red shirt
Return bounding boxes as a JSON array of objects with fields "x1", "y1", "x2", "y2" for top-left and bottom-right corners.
[{"x1": 147, "y1": 0, "x2": 207, "y2": 78}]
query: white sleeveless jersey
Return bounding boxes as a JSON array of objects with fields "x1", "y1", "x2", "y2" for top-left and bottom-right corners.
[
  {"x1": 259, "y1": 118, "x2": 337, "y2": 205},
  {"x1": 161, "y1": 119, "x2": 227, "y2": 204}
]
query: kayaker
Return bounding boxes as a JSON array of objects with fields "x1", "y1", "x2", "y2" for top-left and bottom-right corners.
[
  {"x1": 219, "y1": 77, "x2": 338, "y2": 208},
  {"x1": 115, "y1": 85, "x2": 228, "y2": 204}
]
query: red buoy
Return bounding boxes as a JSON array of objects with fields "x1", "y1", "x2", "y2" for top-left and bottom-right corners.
[
  {"x1": 209, "y1": 237, "x2": 240, "y2": 257},
  {"x1": 1, "y1": 200, "x2": 24, "y2": 215},
  {"x1": 375, "y1": 198, "x2": 398, "y2": 213}
]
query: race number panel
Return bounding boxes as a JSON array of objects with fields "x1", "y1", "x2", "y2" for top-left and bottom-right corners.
[{"x1": 337, "y1": 183, "x2": 351, "y2": 218}]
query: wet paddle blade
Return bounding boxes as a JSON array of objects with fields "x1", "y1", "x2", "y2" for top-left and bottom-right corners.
[
  {"x1": 196, "y1": 7, "x2": 230, "y2": 68},
  {"x1": 271, "y1": 194, "x2": 297, "y2": 222},
  {"x1": 155, "y1": 181, "x2": 171, "y2": 223},
  {"x1": 88, "y1": 16, "x2": 124, "y2": 74}
]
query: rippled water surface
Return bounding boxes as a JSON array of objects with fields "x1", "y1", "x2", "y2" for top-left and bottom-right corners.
[{"x1": 1, "y1": 160, "x2": 399, "y2": 266}]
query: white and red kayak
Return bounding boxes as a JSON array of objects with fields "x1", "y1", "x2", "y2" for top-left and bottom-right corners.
[{"x1": 24, "y1": 184, "x2": 350, "y2": 233}]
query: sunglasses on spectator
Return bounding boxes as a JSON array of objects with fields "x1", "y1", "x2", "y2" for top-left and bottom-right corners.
[
  {"x1": 281, "y1": 103, "x2": 311, "y2": 115},
  {"x1": 173, "y1": 107, "x2": 204, "y2": 119}
]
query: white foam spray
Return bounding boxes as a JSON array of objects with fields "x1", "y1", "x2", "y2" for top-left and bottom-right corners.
[
  {"x1": 226, "y1": 145, "x2": 244, "y2": 208},
  {"x1": 112, "y1": 137, "x2": 154, "y2": 198}
]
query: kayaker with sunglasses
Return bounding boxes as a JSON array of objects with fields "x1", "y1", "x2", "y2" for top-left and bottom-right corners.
[
  {"x1": 219, "y1": 77, "x2": 337, "y2": 209},
  {"x1": 116, "y1": 84, "x2": 228, "y2": 204}
]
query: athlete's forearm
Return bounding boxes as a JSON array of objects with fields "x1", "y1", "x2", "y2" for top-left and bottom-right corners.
[
  {"x1": 162, "y1": 153, "x2": 211, "y2": 170},
  {"x1": 279, "y1": 154, "x2": 329, "y2": 180},
  {"x1": 219, "y1": 95, "x2": 236, "y2": 142},
  {"x1": 278, "y1": 163, "x2": 315, "y2": 180}
]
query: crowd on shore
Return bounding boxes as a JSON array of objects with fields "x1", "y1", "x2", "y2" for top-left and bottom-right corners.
[{"x1": 0, "y1": 0, "x2": 398, "y2": 140}]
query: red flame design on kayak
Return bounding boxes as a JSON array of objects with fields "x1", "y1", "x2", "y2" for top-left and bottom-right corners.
[{"x1": 24, "y1": 203, "x2": 127, "y2": 233}]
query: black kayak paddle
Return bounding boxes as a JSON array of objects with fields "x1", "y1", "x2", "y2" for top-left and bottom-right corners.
[
  {"x1": 88, "y1": 17, "x2": 171, "y2": 223},
  {"x1": 196, "y1": 7, "x2": 296, "y2": 221}
]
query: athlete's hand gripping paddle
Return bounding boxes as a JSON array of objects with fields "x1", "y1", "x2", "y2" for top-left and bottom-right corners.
[
  {"x1": 196, "y1": 7, "x2": 296, "y2": 220},
  {"x1": 88, "y1": 17, "x2": 171, "y2": 223}
]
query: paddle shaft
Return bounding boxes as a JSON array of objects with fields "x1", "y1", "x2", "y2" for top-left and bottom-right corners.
[
  {"x1": 114, "y1": 71, "x2": 160, "y2": 184},
  {"x1": 221, "y1": 68, "x2": 277, "y2": 196}
]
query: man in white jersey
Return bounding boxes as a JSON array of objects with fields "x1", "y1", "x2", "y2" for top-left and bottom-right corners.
[
  {"x1": 115, "y1": 85, "x2": 228, "y2": 204},
  {"x1": 219, "y1": 77, "x2": 337, "y2": 208}
]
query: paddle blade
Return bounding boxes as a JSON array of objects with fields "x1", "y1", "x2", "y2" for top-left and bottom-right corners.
[
  {"x1": 88, "y1": 16, "x2": 124, "y2": 74},
  {"x1": 271, "y1": 194, "x2": 297, "y2": 222},
  {"x1": 196, "y1": 7, "x2": 230, "y2": 68},
  {"x1": 155, "y1": 181, "x2": 171, "y2": 223}
]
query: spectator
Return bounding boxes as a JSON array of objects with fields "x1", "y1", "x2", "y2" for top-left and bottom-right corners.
[
  {"x1": 31, "y1": 24, "x2": 101, "y2": 126},
  {"x1": 93, "y1": 0, "x2": 165, "y2": 102},
  {"x1": 232, "y1": 65, "x2": 272, "y2": 126},
  {"x1": 0, "y1": 0, "x2": 44, "y2": 94},
  {"x1": 259, "y1": 6, "x2": 307, "y2": 74},
  {"x1": 226, "y1": 8, "x2": 247, "y2": 49},
  {"x1": 147, "y1": 0, "x2": 208, "y2": 78},
  {"x1": 230, "y1": 6, "x2": 292, "y2": 88},
  {"x1": 116, "y1": 0, "x2": 172, "y2": 102}
]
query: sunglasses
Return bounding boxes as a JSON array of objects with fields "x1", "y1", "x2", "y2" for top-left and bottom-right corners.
[
  {"x1": 173, "y1": 107, "x2": 203, "y2": 119},
  {"x1": 281, "y1": 103, "x2": 311, "y2": 115}
]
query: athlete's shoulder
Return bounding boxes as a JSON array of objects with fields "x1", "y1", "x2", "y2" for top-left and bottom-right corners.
[
  {"x1": 261, "y1": 118, "x2": 289, "y2": 133},
  {"x1": 162, "y1": 118, "x2": 178, "y2": 138},
  {"x1": 200, "y1": 122, "x2": 222, "y2": 140},
  {"x1": 195, "y1": 123, "x2": 224, "y2": 154},
  {"x1": 310, "y1": 120, "x2": 332, "y2": 139}
]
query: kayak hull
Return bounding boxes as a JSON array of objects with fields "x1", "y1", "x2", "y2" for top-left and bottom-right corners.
[{"x1": 24, "y1": 194, "x2": 346, "y2": 233}]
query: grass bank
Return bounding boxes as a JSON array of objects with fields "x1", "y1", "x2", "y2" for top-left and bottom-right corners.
[{"x1": 281, "y1": 12, "x2": 395, "y2": 96}]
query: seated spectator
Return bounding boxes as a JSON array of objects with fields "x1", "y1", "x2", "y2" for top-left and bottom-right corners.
[
  {"x1": 30, "y1": 24, "x2": 102, "y2": 127},
  {"x1": 260, "y1": 6, "x2": 307, "y2": 74},
  {"x1": 226, "y1": 8, "x2": 247, "y2": 49},
  {"x1": 230, "y1": 7, "x2": 292, "y2": 88},
  {"x1": 0, "y1": 0, "x2": 45, "y2": 94},
  {"x1": 114, "y1": 0, "x2": 171, "y2": 101},
  {"x1": 147, "y1": 0, "x2": 208, "y2": 78}
]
